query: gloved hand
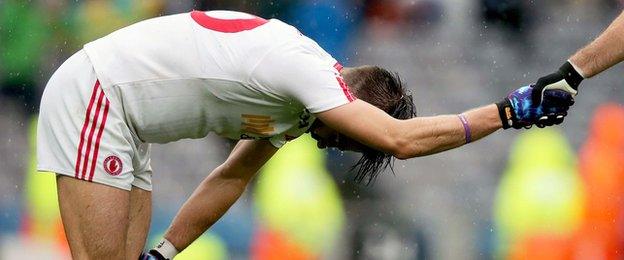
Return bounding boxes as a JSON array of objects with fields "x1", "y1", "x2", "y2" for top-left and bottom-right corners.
[
  {"x1": 497, "y1": 85, "x2": 575, "y2": 129},
  {"x1": 531, "y1": 61, "x2": 583, "y2": 105},
  {"x1": 138, "y1": 250, "x2": 168, "y2": 260}
]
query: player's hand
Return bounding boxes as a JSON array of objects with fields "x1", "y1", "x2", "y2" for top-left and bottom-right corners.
[
  {"x1": 531, "y1": 61, "x2": 583, "y2": 105},
  {"x1": 139, "y1": 250, "x2": 168, "y2": 260},
  {"x1": 497, "y1": 85, "x2": 575, "y2": 129}
]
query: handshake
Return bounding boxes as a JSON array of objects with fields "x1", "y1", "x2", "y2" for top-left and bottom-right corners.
[{"x1": 498, "y1": 61, "x2": 582, "y2": 129}]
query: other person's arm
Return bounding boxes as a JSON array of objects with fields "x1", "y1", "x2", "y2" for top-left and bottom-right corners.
[
  {"x1": 150, "y1": 140, "x2": 277, "y2": 259},
  {"x1": 533, "y1": 11, "x2": 624, "y2": 104},
  {"x1": 570, "y1": 10, "x2": 624, "y2": 78}
]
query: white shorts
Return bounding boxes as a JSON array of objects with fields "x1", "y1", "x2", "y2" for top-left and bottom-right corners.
[{"x1": 37, "y1": 49, "x2": 152, "y2": 191}]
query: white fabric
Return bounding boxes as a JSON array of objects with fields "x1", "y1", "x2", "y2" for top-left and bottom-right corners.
[
  {"x1": 83, "y1": 11, "x2": 354, "y2": 148},
  {"x1": 37, "y1": 50, "x2": 152, "y2": 191},
  {"x1": 153, "y1": 239, "x2": 179, "y2": 259},
  {"x1": 544, "y1": 79, "x2": 578, "y2": 97}
]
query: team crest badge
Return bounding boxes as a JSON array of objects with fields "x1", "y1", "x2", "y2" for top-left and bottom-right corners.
[{"x1": 103, "y1": 155, "x2": 123, "y2": 176}]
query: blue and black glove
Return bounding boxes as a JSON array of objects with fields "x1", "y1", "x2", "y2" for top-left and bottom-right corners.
[{"x1": 497, "y1": 85, "x2": 575, "y2": 129}]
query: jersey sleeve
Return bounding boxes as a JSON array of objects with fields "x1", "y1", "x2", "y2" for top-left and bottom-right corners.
[{"x1": 250, "y1": 43, "x2": 356, "y2": 114}]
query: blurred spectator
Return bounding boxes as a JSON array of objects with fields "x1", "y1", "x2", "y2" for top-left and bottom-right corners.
[
  {"x1": 0, "y1": 0, "x2": 50, "y2": 115},
  {"x1": 287, "y1": 0, "x2": 362, "y2": 61},
  {"x1": 253, "y1": 135, "x2": 344, "y2": 259},
  {"x1": 480, "y1": 0, "x2": 530, "y2": 39},
  {"x1": 364, "y1": 0, "x2": 443, "y2": 39},
  {"x1": 479, "y1": 0, "x2": 536, "y2": 58},
  {"x1": 193, "y1": 0, "x2": 296, "y2": 19},
  {"x1": 70, "y1": 0, "x2": 166, "y2": 47},
  {"x1": 494, "y1": 129, "x2": 584, "y2": 259},
  {"x1": 573, "y1": 104, "x2": 624, "y2": 259}
]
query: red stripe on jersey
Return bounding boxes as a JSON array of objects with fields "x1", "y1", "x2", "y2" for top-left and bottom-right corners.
[
  {"x1": 88, "y1": 99, "x2": 110, "y2": 182},
  {"x1": 190, "y1": 11, "x2": 268, "y2": 33},
  {"x1": 333, "y1": 62, "x2": 344, "y2": 72},
  {"x1": 336, "y1": 76, "x2": 356, "y2": 102},
  {"x1": 81, "y1": 88, "x2": 105, "y2": 180},
  {"x1": 75, "y1": 80, "x2": 100, "y2": 179}
]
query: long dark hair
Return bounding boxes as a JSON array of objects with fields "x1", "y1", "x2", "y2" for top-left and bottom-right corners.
[{"x1": 346, "y1": 67, "x2": 417, "y2": 184}]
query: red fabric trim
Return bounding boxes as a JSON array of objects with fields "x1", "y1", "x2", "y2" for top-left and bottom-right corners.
[
  {"x1": 81, "y1": 88, "x2": 105, "y2": 180},
  {"x1": 190, "y1": 11, "x2": 268, "y2": 33},
  {"x1": 88, "y1": 99, "x2": 110, "y2": 182},
  {"x1": 333, "y1": 62, "x2": 344, "y2": 72},
  {"x1": 336, "y1": 76, "x2": 356, "y2": 102},
  {"x1": 75, "y1": 80, "x2": 100, "y2": 179}
]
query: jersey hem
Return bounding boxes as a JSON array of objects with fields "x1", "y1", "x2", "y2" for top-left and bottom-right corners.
[{"x1": 37, "y1": 165, "x2": 133, "y2": 191}]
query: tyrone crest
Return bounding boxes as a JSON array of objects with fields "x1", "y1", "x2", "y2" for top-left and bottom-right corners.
[{"x1": 103, "y1": 155, "x2": 123, "y2": 176}]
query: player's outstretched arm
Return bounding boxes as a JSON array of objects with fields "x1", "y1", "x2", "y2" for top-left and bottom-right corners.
[
  {"x1": 317, "y1": 99, "x2": 498, "y2": 158},
  {"x1": 317, "y1": 86, "x2": 573, "y2": 159},
  {"x1": 533, "y1": 11, "x2": 624, "y2": 104},
  {"x1": 150, "y1": 140, "x2": 277, "y2": 259}
]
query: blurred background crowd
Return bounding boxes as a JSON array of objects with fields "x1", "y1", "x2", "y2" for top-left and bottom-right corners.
[{"x1": 2, "y1": 0, "x2": 624, "y2": 259}]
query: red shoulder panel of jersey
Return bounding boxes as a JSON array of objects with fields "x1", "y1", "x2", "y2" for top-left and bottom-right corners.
[{"x1": 190, "y1": 11, "x2": 268, "y2": 33}]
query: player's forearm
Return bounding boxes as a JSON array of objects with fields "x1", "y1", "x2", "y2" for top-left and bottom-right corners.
[
  {"x1": 163, "y1": 165, "x2": 251, "y2": 251},
  {"x1": 570, "y1": 11, "x2": 624, "y2": 78},
  {"x1": 393, "y1": 104, "x2": 501, "y2": 158}
]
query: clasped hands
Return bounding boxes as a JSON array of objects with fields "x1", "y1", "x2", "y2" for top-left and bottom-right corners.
[{"x1": 498, "y1": 62, "x2": 581, "y2": 129}]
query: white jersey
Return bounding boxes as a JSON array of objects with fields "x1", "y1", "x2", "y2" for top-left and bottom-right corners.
[{"x1": 83, "y1": 10, "x2": 355, "y2": 147}]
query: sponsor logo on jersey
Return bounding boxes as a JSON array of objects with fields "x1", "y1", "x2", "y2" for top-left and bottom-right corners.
[
  {"x1": 241, "y1": 114, "x2": 275, "y2": 136},
  {"x1": 103, "y1": 155, "x2": 123, "y2": 176}
]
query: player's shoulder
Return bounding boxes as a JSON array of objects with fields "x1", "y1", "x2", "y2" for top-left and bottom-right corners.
[{"x1": 262, "y1": 24, "x2": 334, "y2": 61}]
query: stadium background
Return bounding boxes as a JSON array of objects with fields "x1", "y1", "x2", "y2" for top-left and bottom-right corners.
[{"x1": 2, "y1": 0, "x2": 624, "y2": 259}]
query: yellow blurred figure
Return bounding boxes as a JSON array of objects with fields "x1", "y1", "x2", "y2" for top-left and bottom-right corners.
[
  {"x1": 494, "y1": 128, "x2": 584, "y2": 259},
  {"x1": 25, "y1": 116, "x2": 68, "y2": 255},
  {"x1": 254, "y1": 134, "x2": 345, "y2": 257}
]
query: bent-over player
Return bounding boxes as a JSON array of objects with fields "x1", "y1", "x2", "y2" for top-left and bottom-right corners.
[{"x1": 36, "y1": 10, "x2": 574, "y2": 260}]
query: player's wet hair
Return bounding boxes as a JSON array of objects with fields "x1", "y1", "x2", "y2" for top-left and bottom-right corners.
[{"x1": 344, "y1": 66, "x2": 417, "y2": 184}]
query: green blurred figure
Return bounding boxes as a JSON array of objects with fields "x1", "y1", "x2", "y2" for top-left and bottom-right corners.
[{"x1": 0, "y1": 0, "x2": 52, "y2": 114}]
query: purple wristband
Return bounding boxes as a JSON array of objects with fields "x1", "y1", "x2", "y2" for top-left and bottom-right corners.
[{"x1": 458, "y1": 114, "x2": 472, "y2": 144}]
